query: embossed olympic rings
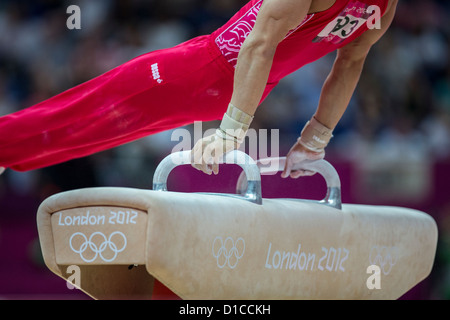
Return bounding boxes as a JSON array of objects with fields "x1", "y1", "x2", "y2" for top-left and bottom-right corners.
[
  {"x1": 369, "y1": 246, "x2": 399, "y2": 275},
  {"x1": 69, "y1": 231, "x2": 127, "y2": 263},
  {"x1": 212, "y1": 236, "x2": 245, "y2": 269}
]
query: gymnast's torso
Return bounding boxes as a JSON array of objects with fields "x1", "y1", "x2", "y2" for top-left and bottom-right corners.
[{"x1": 211, "y1": 0, "x2": 390, "y2": 84}]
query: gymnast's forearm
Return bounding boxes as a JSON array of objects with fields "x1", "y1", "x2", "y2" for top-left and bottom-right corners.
[
  {"x1": 283, "y1": 55, "x2": 367, "y2": 177},
  {"x1": 313, "y1": 54, "x2": 367, "y2": 131},
  {"x1": 229, "y1": 35, "x2": 276, "y2": 116}
]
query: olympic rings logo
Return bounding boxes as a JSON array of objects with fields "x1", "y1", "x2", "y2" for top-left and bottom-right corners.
[
  {"x1": 369, "y1": 245, "x2": 399, "y2": 275},
  {"x1": 212, "y1": 237, "x2": 245, "y2": 269},
  {"x1": 69, "y1": 231, "x2": 127, "y2": 263}
]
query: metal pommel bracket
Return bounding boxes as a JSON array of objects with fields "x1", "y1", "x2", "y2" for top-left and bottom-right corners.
[
  {"x1": 152, "y1": 150, "x2": 263, "y2": 204},
  {"x1": 236, "y1": 157, "x2": 342, "y2": 210}
]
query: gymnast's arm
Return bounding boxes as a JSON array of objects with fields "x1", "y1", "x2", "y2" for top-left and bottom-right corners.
[
  {"x1": 229, "y1": 0, "x2": 313, "y2": 116},
  {"x1": 313, "y1": 0, "x2": 399, "y2": 131},
  {"x1": 192, "y1": 0, "x2": 313, "y2": 174},
  {"x1": 282, "y1": 0, "x2": 399, "y2": 178}
]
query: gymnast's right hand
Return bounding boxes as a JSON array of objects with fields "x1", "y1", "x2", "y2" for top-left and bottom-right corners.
[
  {"x1": 191, "y1": 133, "x2": 238, "y2": 175},
  {"x1": 191, "y1": 103, "x2": 253, "y2": 175}
]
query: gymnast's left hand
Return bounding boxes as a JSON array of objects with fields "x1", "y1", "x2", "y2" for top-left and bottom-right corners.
[
  {"x1": 281, "y1": 141, "x2": 325, "y2": 179},
  {"x1": 191, "y1": 132, "x2": 239, "y2": 175}
]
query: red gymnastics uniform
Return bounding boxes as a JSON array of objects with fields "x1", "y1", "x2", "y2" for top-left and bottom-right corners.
[{"x1": 0, "y1": 0, "x2": 388, "y2": 171}]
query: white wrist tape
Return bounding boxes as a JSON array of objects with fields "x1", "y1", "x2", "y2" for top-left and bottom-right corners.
[
  {"x1": 218, "y1": 103, "x2": 253, "y2": 144},
  {"x1": 298, "y1": 117, "x2": 333, "y2": 152}
]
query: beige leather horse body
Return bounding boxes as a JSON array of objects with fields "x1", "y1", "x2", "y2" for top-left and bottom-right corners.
[{"x1": 37, "y1": 151, "x2": 438, "y2": 300}]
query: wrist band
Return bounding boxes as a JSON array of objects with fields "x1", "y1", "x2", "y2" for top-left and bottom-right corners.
[
  {"x1": 218, "y1": 103, "x2": 254, "y2": 144},
  {"x1": 298, "y1": 116, "x2": 333, "y2": 152}
]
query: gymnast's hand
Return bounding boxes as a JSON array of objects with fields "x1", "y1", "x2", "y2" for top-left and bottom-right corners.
[
  {"x1": 191, "y1": 132, "x2": 239, "y2": 175},
  {"x1": 192, "y1": 103, "x2": 253, "y2": 175},
  {"x1": 281, "y1": 141, "x2": 324, "y2": 179},
  {"x1": 282, "y1": 116, "x2": 333, "y2": 179}
]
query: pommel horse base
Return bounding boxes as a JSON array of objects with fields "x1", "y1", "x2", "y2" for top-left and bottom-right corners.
[{"x1": 37, "y1": 151, "x2": 438, "y2": 300}]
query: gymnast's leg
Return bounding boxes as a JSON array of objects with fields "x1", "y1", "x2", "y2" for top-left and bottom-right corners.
[{"x1": 0, "y1": 36, "x2": 233, "y2": 172}]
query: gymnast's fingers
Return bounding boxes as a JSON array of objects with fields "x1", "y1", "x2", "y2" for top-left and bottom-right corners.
[
  {"x1": 290, "y1": 169, "x2": 316, "y2": 179},
  {"x1": 191, "y1": 141, "x2": 204, "y2": 171},
  {"x1": 281, "y1": 156, "x2": 294, "y2": 178}
]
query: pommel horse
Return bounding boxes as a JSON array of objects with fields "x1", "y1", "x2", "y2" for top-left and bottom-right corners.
[{"x1": 37, "y1": 151, "x2": 437, "y2": 300}]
